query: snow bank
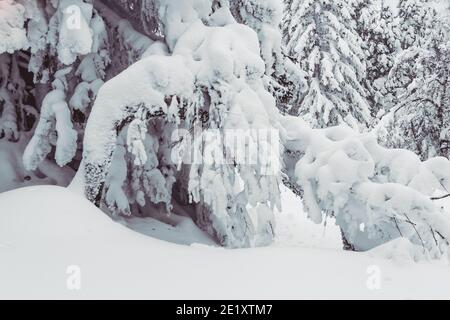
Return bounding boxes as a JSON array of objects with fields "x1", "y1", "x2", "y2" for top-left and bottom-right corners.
[{"x1": 1, "y1": 185, "x2": 449, "y2": 299}]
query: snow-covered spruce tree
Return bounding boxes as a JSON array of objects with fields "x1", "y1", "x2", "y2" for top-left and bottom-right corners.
[
  {"x1": 78, "y1": 0, "x2": 450, "y2": 255},
  {"x1": 352, "y1": 0, "x2": 397, "y2": 117},
  {"x1": 279, "y1": 1, "x2": 450, "y2": 253},
  {"x1": 396, "y1": 0, "x2": 437, "y2": 51},
  {"x1": 373, "y1": 0, "x2": 439, "y2": 127},
  {"x1": 2, "y1": 0, "x2": 450, "y2": 257},
  {"x1": 0, "y1": 0, "x2": 166, "y2": 189},
  {"x1": 0, "y1": 0, "x2": 283, "y2": 247},
  {"x1": 0, "y1": 0, "x2": 77, "y2": 189},
  {"x1": 378, "y1": 28, "x2": 450, "y2": 160},
  {"x1": 281, "y1": 116, "x2": 450, "y2": 257},
  {"x1": 81, "y1": 1, "x2": 282, "y2": 248},
  {"x1": 282, "y1": 0, "x2": 372, "y2": 130}
]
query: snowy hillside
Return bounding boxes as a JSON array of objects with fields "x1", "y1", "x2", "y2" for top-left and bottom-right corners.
[{"x1": 1, "y1": 186, "x2": 449, "y2": 299}]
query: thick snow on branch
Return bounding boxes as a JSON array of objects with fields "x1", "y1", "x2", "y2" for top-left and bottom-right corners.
[
  {"x1": 48, "y1": 0, "x2": 95, "y2": 65},
  {"x1": 2, "y1": 0, "x2": 450, "y2": 258},
  {"x1": 83, "y1": 54, "x2": 194, "y2": 170},
  {"x1": 78, "y1": 1, "x2": 450, "y2": 253},
  {"x1": 21, "y1": 0, "x2": 111, "y2": 172},
  {"x1": 0, "y1": 0, "x2": 29, "y2": 54},
  {"x1": 82, "y1": 6, "x2": 281, "y2": 247},
  {"x1": 232, "y1": 0, "x2": 284, "y2": 74},
  {"x1": 282, "y1": 116, "x2": 450, "y2": 256}
]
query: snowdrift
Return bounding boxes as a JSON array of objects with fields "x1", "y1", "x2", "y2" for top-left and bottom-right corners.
[{"x1": 1, "y1": 186, "x2": 450, "y2": 299}]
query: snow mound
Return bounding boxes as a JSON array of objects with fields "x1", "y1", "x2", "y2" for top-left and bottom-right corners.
[{"x1": 1, "y1": 186, "x2": 450, "y2": 299}]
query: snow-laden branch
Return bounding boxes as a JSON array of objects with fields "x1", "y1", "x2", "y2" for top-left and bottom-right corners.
[
  {"x1": 281, "y1": 116, "x2": 450, "y2": 256},
  {"x1": 82, "y1": 8, "x2": 280, "y2": 247}
]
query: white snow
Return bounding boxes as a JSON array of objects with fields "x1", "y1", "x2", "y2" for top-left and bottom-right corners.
[
  {"x1": 0, "y1": 185, "x2": 449, "y2": 299},
  {"x1": 2, "y1": 0, "x2": 450, "y2": 300},
  {"x1": 282, "y1": 116, "x2": 450, "y2": 254},
  {"x1": 0, "y1": 0, "x2": 29, "y2": 54},
  {"x1": 54, "y1": 0, "x2": 94, "y2": 65},
  {"x1": 81, "y1": 8, "x2": 283, "y2": 247},
  {"x1": 0, "y1": 138, "x2": 74, "y2": 193},
  {"x1": 23, "y1": 89, "x2": 78, "y2": 170}
]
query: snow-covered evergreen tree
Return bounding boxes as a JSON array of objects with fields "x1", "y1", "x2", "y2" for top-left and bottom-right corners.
[
  {"x1": 396, "y1": 0, "x2": 437, "y2": 50},
  {"x1": 352, "y1": 0, "x2": 397, "y2": 117},
  {"x1": 0, "y1": 0, "x2": 165, "y2": 187},
  {"x1": 0, "y1": 0, "x2": 35, "y2": 142},
  {"x1": 1, "y1": 0, "x2": 450, "y2": 258},
  {"x1": 355, "y1": 0, "x2": 397, "y2": 90},
  {"x1": 0, "y1": 0, "x2": 112, "y2": 187},
  {"x1": 231, "y1": 0, "x2": 307, "y2": 116},
  {"x1": 283, "y1": 0, "x2": 372, "y2": 130},
  {"x1": 72, "y1": 0, "x2": 283, "y2": 247},
  {"x1": 378, "y1": 24, "x2": 450, "y2": 160}
]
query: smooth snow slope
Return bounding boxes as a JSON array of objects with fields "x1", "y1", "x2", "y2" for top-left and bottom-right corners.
[{"x1": 0, "y1": 186, "x2": 449, "y2": 299}]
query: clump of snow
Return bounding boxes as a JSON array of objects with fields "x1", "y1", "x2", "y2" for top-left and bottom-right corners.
[
  {"x1": 48, "y1": 0, "x2": 95, "y2": 65},
  {"x1": 0, "y1": 0, "x2": 29, "y2": 54},
  {"x1": 157, "y1": 0, "x2": 213, "y2": 50},
  {"x1": 23, "y1": 88, "x2": 78, "y2": 170},
  {"x1": 83, "y1": 54, "x2": 194, "y2": 168}
]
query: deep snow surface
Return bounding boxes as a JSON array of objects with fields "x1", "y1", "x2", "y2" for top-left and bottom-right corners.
[{"x1": 0, "y1": 186, "x2": 449, "y2": 299}]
